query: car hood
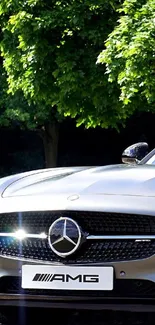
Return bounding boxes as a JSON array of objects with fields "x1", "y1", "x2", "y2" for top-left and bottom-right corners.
[{"x1": 1, "y1": 164, "x2": 155, "y2": 198}]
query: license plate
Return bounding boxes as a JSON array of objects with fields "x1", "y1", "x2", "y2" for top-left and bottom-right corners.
[{"x1": 22, "y1": 265, "x2": 113, "y2": 291}]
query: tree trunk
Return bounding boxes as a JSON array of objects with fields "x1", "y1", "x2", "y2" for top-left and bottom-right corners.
[{"x1": 42, "y1": 122, "x2": 59, "y2": 168}]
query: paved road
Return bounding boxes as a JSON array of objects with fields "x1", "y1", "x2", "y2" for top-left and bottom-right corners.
[{"x1": 1, "y1": 308, "x2": 155, "y2": 325}]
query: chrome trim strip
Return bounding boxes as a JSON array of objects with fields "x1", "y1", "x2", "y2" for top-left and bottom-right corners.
[
  {"x1": 0, "y1": 233, "x2": 155, "y2": 241},
  {"x1": 87, "y1": 235, "x2": 155, "y2": 240},
  {"x1": 0, "y1": 233, "x2": 47, "y2": 239}
]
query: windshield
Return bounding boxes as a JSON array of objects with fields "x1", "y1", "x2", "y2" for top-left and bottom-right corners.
[
  {"x1": 145, "y1": 155, "x2": 155, "y2": 165},
  {"x1": 139, "y1": 148, "x2": 155, "y2": 165}
]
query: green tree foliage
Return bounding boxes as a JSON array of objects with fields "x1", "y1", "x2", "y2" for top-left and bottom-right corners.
[
  {"x1": 0, "y1": 0, "x2": 123, "y2": 128},
  {"x1": 98, "y1": 0, "x2": 155, "y2": 113},
  {"x1": 0, "y1": 65, "x2": 37, "y2": 128},
  {"x1": 0, "y1": 0, "x2": 123, "y2": 166}
]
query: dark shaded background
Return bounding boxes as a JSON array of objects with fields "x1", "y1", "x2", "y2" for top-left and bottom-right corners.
[{"x1": 0, "y1": 112, "x2": 154, "y2": 177}]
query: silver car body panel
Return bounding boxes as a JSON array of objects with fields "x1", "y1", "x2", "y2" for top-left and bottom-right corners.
[
  {"x1": 0, "y1": 164, "x2": 155, "y2": 288},
  {"x1": 0, "y1": 165, "x2": 155, "y2": 215}
]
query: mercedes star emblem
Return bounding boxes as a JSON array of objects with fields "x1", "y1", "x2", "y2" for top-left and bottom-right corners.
[{"x1": 48, "y1": 217, "x2": 82, "y2": 257}]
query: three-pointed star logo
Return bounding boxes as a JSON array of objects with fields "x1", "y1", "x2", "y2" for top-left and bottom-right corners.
[
  {"x1": 52, "y1": 219, "x2": 77, "y2": 247},
  {"x1": 48, "y1": 217, "x2": 82, "y2": 257}
]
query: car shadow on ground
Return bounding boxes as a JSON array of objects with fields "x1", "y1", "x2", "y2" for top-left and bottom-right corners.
[{"x1": 0, "y1": 309, "x2": 155, "y2": 325}]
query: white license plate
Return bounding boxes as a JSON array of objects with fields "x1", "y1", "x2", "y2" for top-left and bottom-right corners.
[{"x1": 22, "y1": 265, "x2": 113, "y2": 291}]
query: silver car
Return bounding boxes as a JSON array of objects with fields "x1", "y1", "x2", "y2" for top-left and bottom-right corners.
[{"x1": 0, "y1": 142, "x2": 155, "y2": 316}]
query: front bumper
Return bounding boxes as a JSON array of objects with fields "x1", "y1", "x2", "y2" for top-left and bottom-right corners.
[
  {"x1": 1, "y1": 295, "x2": 155, "y2": 312},
  {"x1": 0, "y1": 255, "x2": 155, "y2": 310}
]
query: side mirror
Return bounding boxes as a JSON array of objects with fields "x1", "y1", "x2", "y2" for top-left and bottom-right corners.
[{"x1": 122, "y1": 142, "x2": 149, "y2": 165}]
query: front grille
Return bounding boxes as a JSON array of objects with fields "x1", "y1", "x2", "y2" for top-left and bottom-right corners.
[
  {"x1": 1, "y1": 276, "x2": 155, "y2": 298},
  {"x1": 0, "y1": 237, "x2": 155, "y2": 263},
  {"x1": 0, "y1": 211, "x2": 155, "y2": 263},
  {"x1": 0, "y1": 211, "x2": 155, "y2": 235}
]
